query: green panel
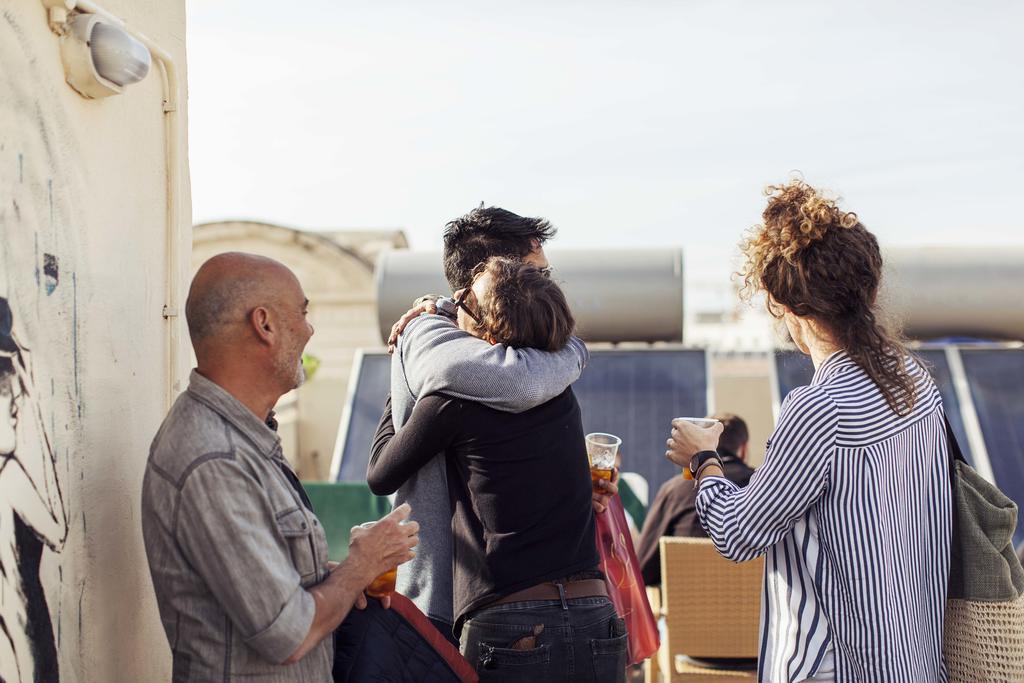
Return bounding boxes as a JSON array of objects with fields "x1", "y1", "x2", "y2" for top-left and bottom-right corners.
[
  {"x1": 618, "y1": 477, "x2": 647, "y2": 529},
  {"x1": 303, "y1": 481, "x2": 392, "y2": 562}
]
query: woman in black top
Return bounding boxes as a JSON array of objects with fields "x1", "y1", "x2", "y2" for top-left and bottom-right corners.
[{"x1": 368, "y1": 257, "x2": 627, "y2": 682}]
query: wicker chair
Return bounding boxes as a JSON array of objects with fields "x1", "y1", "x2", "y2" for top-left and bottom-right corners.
[{"x1": 645, "y1": 537, "x2": 763, "y2": 682}]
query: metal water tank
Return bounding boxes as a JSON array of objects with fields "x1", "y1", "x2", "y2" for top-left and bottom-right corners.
[
  {"x1": 882, "y1": 247, "x2": 1024, "y2": 340},
  {"x1": 375, "y1": 249, "x2": 684, "y2": 343}
]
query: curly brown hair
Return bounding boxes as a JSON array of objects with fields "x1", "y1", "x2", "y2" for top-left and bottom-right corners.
[
  {"x1": 473, "y1": 257, "x2": 575, "y2": 352},
  {"x1": 740, "y1": 179, "x2": 917, "y2": 416}
]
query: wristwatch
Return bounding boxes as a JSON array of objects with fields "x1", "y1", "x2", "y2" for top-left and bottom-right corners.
[{"x1": 685, "y1": 450, "x2": 723, "y2": 481}]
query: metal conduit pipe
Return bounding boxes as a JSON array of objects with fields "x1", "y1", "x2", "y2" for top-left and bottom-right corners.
[
  {"x1": 44, "y1": 0, "x2": 186, "y2": 408},
  {"x1": 376, "y1": 249, "x2": 684, "y2": 344}
]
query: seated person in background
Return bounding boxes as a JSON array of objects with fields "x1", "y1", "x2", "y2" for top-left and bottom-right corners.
[
  {"x1": 368, "y1": 257, "x2": 627, "y2": 682},
  {"x1": 636, "y1": 413, "x2": 754, "y2": 586}
]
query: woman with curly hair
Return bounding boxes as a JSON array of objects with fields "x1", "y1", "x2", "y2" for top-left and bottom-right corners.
[{"x1": 667, "y1": 180, "x2": 950, "y2": 682}]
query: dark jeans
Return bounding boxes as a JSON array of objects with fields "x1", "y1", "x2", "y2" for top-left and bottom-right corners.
[{"x1": 459, "y1": 595, "x2": 627, "y2": 682}]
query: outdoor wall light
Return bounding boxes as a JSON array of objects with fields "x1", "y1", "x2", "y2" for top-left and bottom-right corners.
[{"x1": 61, "y1": 12, "x2": 151, "y2": 98}]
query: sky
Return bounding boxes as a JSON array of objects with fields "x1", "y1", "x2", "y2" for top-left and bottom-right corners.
[{"x1": 186, "y1": 0, "x2": 1024, "y2": 264}]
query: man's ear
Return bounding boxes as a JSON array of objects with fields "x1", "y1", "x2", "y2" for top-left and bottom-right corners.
[
  {"x1": 250, "y1": 306, "x2": 274, "y2": 345},
  {"x1": 739, "y1": 442, "x2": 749, "y2": 463}
]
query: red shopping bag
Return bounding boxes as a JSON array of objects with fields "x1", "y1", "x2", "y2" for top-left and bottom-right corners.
[{"x1": 595, "y1": 494, "x2": 660, "y2": 665}]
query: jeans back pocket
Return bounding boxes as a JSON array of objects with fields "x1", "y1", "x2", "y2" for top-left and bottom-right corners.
[
  {"x1": 477, "y1": 642, "x2": 551, "y2": 680},
  {"x1": 590, "y1": 617, "x2": 628, "y2": 681}
]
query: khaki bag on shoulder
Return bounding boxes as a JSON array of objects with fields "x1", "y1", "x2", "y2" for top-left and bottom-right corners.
[{"x1": 943, "y1": 418, "x2": 1024, "y2": 682}]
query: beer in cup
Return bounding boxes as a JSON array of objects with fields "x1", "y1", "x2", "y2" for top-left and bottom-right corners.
[{"x1": 585, "y1": 432, "x2": 621, "y2": 492}]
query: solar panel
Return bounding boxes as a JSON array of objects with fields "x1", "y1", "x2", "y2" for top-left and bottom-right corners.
[
  {"x1": 959, "y1": 347, "x2": 1024, "y2": 548},
  {"x1": 773, "y1": 351, "x2": 815, "y2": 406},
  {"x1": 772, "y1": 348, "x2": 974, "y2": 465},
  {"x1": 334, "y1": 351, "x2": 391, "y2": 482},
  {"x1": 916, "y1": 348, "x2": 973, "y2": 464},
  {"x1": 573, "y1": 349, "x2": 710, "y2": 496},
  {"x1": 334, "y1": 348, "x2": 710, "y2": 496}
]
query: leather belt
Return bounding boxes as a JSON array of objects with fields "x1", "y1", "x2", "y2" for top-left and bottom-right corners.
[{"x1": 488, "y1": 578, "x2": 608, "y2": 607}]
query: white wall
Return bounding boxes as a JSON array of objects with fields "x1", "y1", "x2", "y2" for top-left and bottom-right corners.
[{"x1": 0, "y1": 1, "x2": 189, "y2": 680}]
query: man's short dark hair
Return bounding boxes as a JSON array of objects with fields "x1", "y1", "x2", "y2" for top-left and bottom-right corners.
[
  {"x1": 708, "y1": 413, "x2": 749, "y2": 455},
  {"x1": 442, "y1": 206, "x2": 556, "y2": 290}
]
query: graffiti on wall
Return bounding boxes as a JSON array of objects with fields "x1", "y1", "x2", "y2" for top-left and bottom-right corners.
[
  {"x1": 0, "y1": 299, "x2": 68, "y2": 683},
  {"x1": 1, "y1": 8, "x2": 83, "y2": 682}
]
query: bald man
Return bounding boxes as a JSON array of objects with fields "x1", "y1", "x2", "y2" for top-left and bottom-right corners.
[{"x1": 141, "y1": 253, "x2": 419, "y2": 681}]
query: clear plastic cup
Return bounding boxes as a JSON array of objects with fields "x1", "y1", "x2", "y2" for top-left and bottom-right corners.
[
  {"x1": 585, "y1": 432, "x2": 621, "y2": 491},
  {"x1": 357, "y1": 521, "x2": 397, "y2": 597}
]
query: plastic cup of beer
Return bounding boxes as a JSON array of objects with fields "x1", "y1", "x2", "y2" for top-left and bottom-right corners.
[
  {"x1": 585, "y1": 432, "x2": 621, "y2": 492},
  {"x1": 673, "y1": 417, "x2": 721, "y2": 479},
  {"x1": 357, "y1": 521, "x2": 398, "y2": 598}
]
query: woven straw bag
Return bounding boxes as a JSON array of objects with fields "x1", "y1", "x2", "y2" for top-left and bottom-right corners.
[{"x1": 943, "y1": 418, "x2": 1024, "y2": 682}]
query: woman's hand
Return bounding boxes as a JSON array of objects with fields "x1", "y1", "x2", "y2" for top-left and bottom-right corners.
[
  {"x1": 665, "y1": 419, "x2": 723, "y2": 469},
  {"x1": 592, "y1": 467, "x2": 619, "y2": 514},
  {"x1": 387, "y1": 298, "x2": 440, "y2": 353}
]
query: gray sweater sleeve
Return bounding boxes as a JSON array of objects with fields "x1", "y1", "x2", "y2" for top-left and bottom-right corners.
[{"x1": 398, "y1": 314, "x2": 589, "y2": 413}]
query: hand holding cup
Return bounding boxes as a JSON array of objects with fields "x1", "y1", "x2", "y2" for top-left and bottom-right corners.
[
  {"x1": 348, "y1": 503, "x2": 419, "y2": 607},
  {"x1": 585, "y1": 433, "x2": 621, "y2": 514},
  {"x1": 665, "y1": 418, "x2": 723, "y2": 471}
]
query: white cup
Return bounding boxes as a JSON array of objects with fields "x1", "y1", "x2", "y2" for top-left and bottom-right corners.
[{"x1": 674, "y1": 417, "x2": 720, "y2": 428}]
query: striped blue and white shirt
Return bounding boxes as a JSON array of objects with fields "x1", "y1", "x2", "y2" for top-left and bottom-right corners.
[{"x1": 696, "y1": 350, "x2": 950, "y2": 682}]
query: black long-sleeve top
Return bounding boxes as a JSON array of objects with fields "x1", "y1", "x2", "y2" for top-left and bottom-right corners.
[{"x1": 368, "y1": 389, "x2": 598, "y2": 632}]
